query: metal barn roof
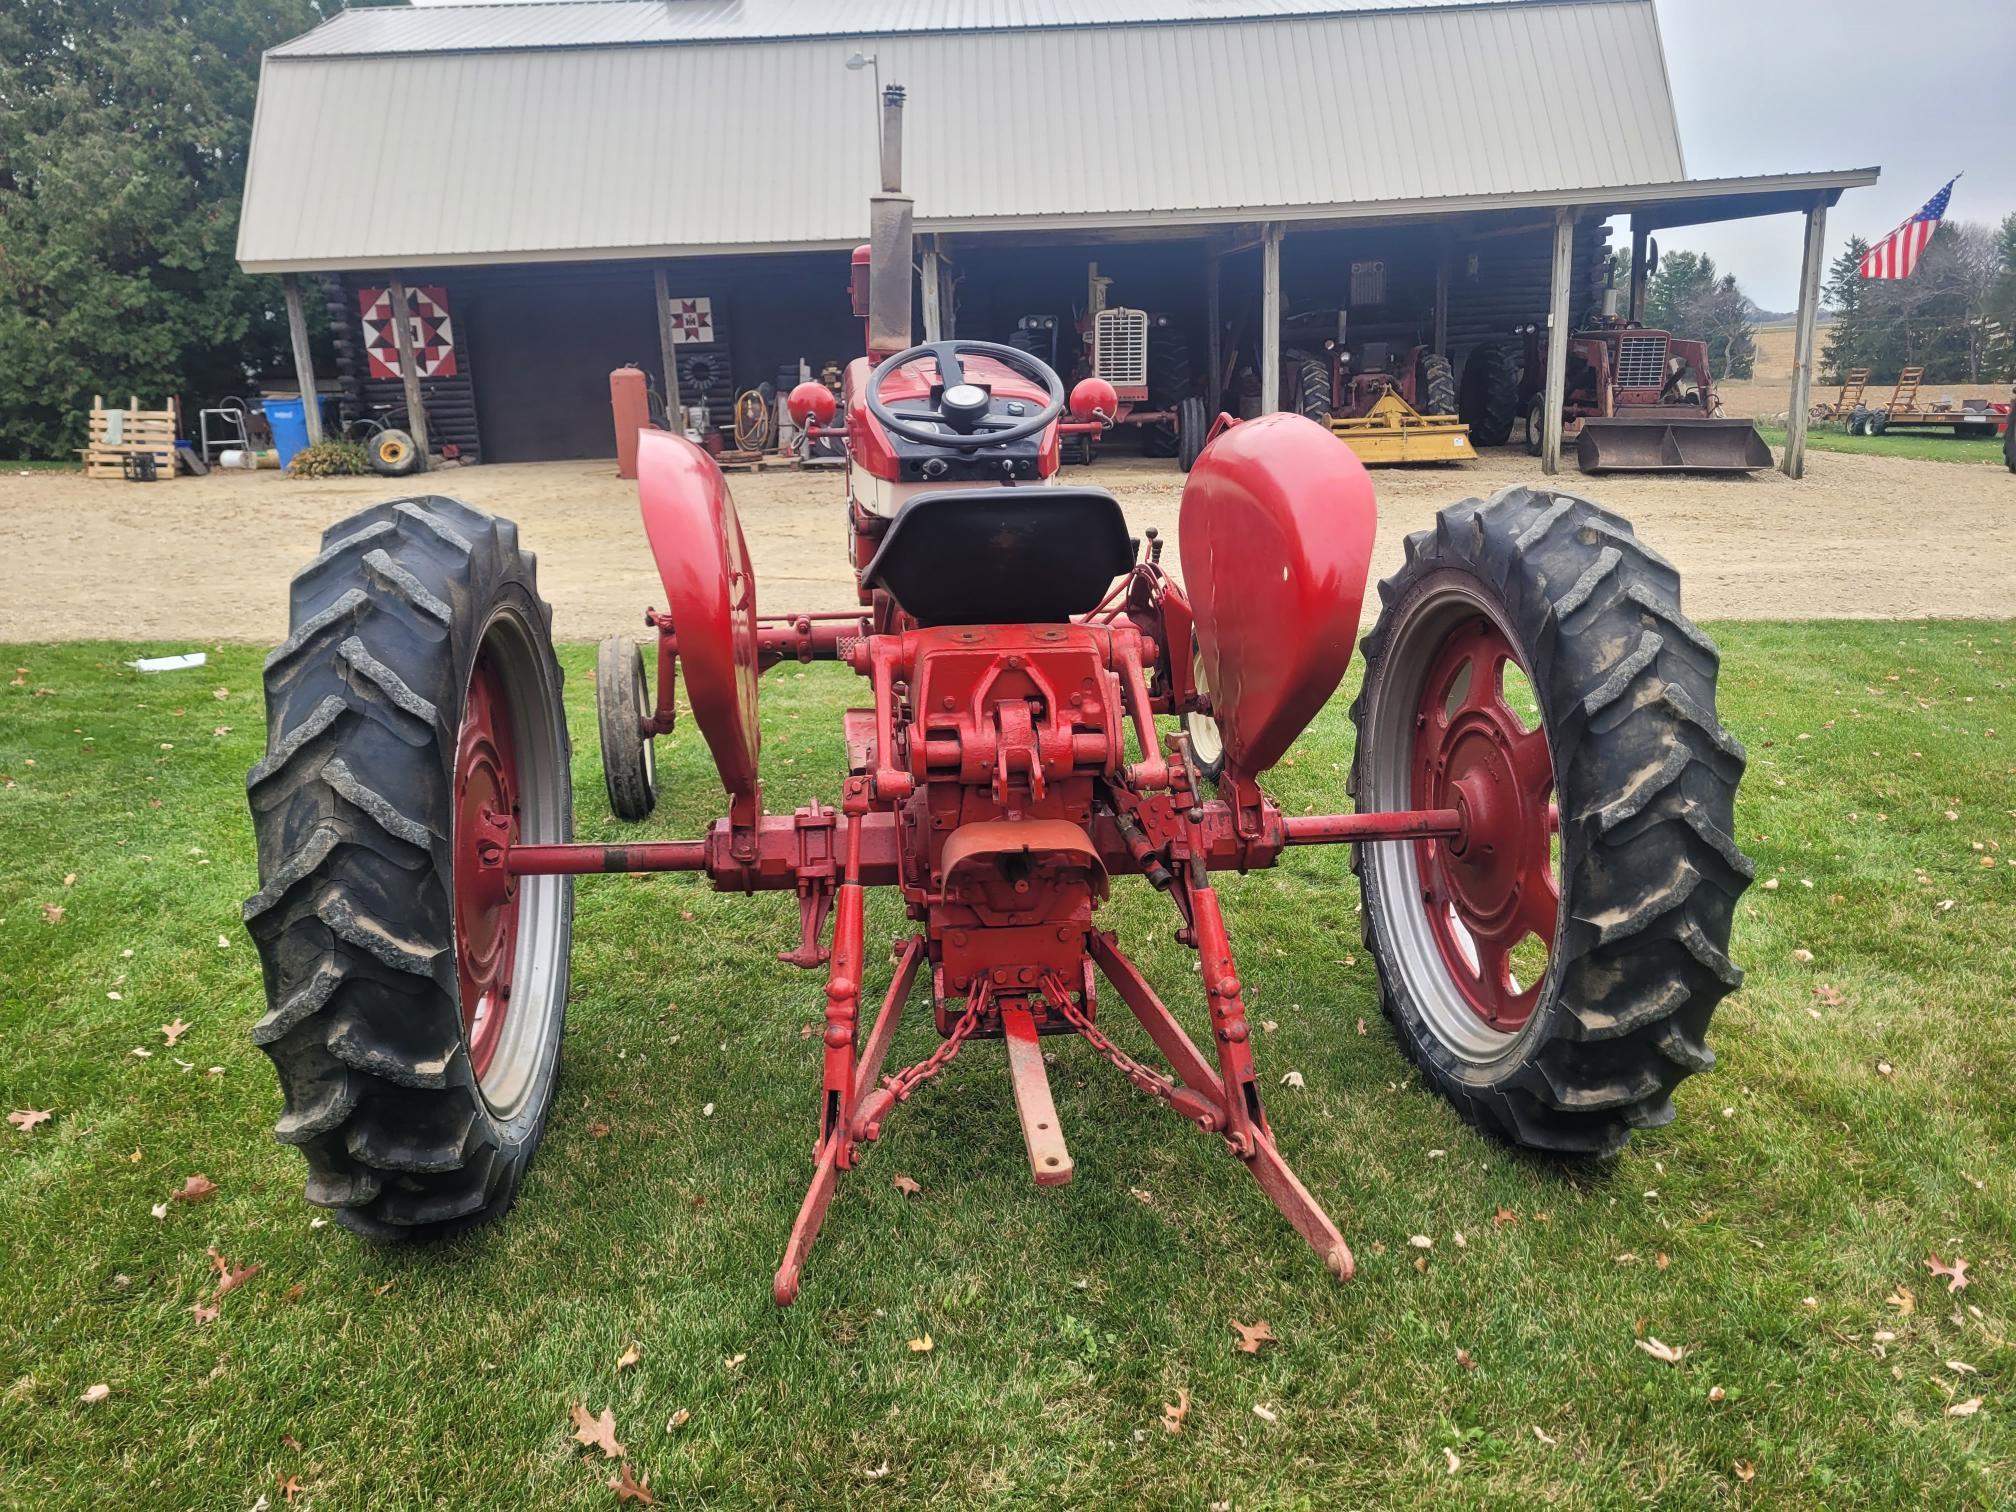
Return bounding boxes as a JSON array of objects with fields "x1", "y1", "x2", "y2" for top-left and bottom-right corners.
[
  {"x1": 238, "y1": 0, "x2": 1866, "y2": 273},
  {"x1": 271, "y1": 0, "x2": 1582, "y2": 55}
]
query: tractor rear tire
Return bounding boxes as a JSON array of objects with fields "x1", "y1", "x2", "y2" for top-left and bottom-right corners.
[
  {"x1": 1285, "y1": 349, "x2": 1333, "y2": 425},
  {"x1": 1414, "y1": 351, "x2": 1458, "y2": 417},
  {"x1": 243, "y1": 496, "x2": 574, "y2": 1239},
  {"x1": 596, "y1": 637, "x2": 658, "y2": 821},
  {"x1": 1349, "y1": 486, "x2": 1750, "y2": 1154},
  {"x1": 1145, "y1": 320, "x2": 1192, "y2": 457},
  {"x1": 1176, "y1": 396, "x2": 1210, "y2": 473},
  {"x1": 1458, "y1": 343, "x2": 1521, "y2": 446}
]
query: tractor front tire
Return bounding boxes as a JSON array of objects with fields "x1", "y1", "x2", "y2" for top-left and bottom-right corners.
[
  {"x1": 1349, "y1": 487, "x2": 1751, "y2": 1154},
  {"x1": 1458, "y1": 343, "x2": 1521, "y2": 446},
  {"x1": 596, "y1": 637, "x2": 658, "y2": 821},
  {"x1": 243, "y1": 496, "x2": 574, "y2": 1239},
  {"x1": 1414, "y1": 351, "x2": 1458, "y2": 417},
  {"x1": 1524, "y1": 397, "x2": 1548, "y2": 457},
  {"x1": 1176, "y1": 395, "x2": 1210, "y2": 473}
]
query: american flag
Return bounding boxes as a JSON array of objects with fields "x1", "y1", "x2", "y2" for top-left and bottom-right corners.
[{"x1": 1860, "y1": 177, "x2": 1957, "y2": 280}]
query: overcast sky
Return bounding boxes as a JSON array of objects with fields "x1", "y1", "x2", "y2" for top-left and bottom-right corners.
[
  {"x1": 404, "y1": 0, "x2": 2013, "y2": 307},
  {"x1": 1650, "y1": 0, "x2": 2013, "y2": 308}
]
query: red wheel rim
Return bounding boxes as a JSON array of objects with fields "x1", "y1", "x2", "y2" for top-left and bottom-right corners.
[
  {"x1": 453, "y1": 644, "x2": 521, "y2": 1081},
  {"x1": 1409, "y1": 616, "x2": 1557, "y2": 1033}
]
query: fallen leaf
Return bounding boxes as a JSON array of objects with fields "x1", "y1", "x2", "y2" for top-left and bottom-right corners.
[
  {"x1": 1946, "y1": 1397, "x2": 1982, "y2": 1418},
  {"x1": 41, "y1": 903, "x2": 63, "y2": 924},
  {"x1": 1656, "y1": 1252, "x2": 1670, "y2": 1270},
  {"x1": 79, "y1": 1383, "x2": 110, "y2": 1404},
  {"x1": 907, "y1": 1334, "x2": 933, "y2": 1354},
  {"x1": 724, "y1": 1352, "x2": 747, "y2": 1371},
  {"x1": 1161, "y1": 1387, "x2": 1190, "y2": 1435},
  {"x1": 1279, "y1": 1070, "x2": 1304, "y2": 1089},
  {"x1": 1251, "y1": 1403, "x2": 1277, "y2": 1423},
  {"x1": 278, "y1": 1474, "x2": 301, "y2": 1504},
  {"x1": 1231, "y1": 1319, "x2": 1276, "y2": 1354},
  {"x1": 1355, "y1": 1017, "x2": 1366, "y2": 1035},
  {"x1": 616, "y1": 1343, "x2": 642, "y2": 1372},
  {"x1": 666, "y1": 1409, "x2": 690, "y2": 1431},
  {"x1": 861, "y1": 1461, "x2": 890, "y2": 1480},
  {"x1": 1531, "y1": 1426, "x2": 1557, "y2": 1447},
  {"x1": 208, "y1": 1251, "x2": 262, "y2": 1301},
  {"x1": 63, "y1": 872, "x2": 76, "y2": 887},
  {"x1": 1735, "y1": 1461, "x2": 1756, "y2": 1483},
  {"x1": 1129, "y1": 1187, "x2": 1154, "y2": 1205},
  {"x1": 893, "y1": 1175, "x2": 923, "y2": 1197},
  {"x1": 1456, "y1": 1348, "x2": 1477, "y2": 1371},
  {"x1": 588, "y1": 1120, "x2": 612, "y2": 1138},
  {"x1": 1814, "y1": 984, "x2": 1844, "y2": 1007},
  {"x1": 1792, "y1": 948, "x2": 1814, "y2": 963},
  {"x1": 190, "y1": 1301, "x2": 219, "y2": 1326},
  {"x1": 609, "y1": 1462, "x2": 656, "y2": 1505},
  {"x1": 7, "y1": 1108, "x2": 52, "y2": 1134},
  {"x1": 1947, "y1": 1360, "x2": 1979, "y2": 1375},
  {"x1": 161, "y1": 1018, "x2": 191, "y2": 1047},
  {"x1": 569, "y1": 1403, "x2": 626, "y2": 1459},
  {"x1": 1442, "y1": 1446, "x2": 1460, "y2": 1475},
  {"x1": 1887, "y1": 1285, "x2": 1917, "y2": 1317},
  {"x1": 1408, "y1": 1234, "x2": 1433, "y2": 1249},
  {"x1": 1925, "y1": 1253, "x2": 1970, "y2": 1293},
  {"x1": 1493, "y1": 1207, "x2": 1518, "y2": 1228},
  {"x1": 150, "y1": 1202, "x2": 168, "y2": 1220},
  {"x1": 1708, "y1": 1385, "x2": 1726, "y2": 1403},
  {"x1": 1636, "y1": 1337, "x2": 1687, "y2": 1364},
  {"x1": 171, "y1": 1174, "x2": 217, "y2": 1203},
  {"x1": 701, "y1": 1103, "x2": 715, "y2": 1118}
]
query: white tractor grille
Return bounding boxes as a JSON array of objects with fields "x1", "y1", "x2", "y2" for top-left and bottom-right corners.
[
  {"x1": 1094, "y1": 308, "x2": 1149, "y2": 388},
  {"x1": 1615, "y1": 334, "x2": 1669, "y2": 390}
]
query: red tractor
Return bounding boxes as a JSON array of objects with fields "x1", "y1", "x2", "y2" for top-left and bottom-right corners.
[
  {"x1": 243, "y1": 97, "x2": 1749, "y2": 1305},
  {"x1": 1461, "y1": 320, "x2": 1771, "y2": 472}
]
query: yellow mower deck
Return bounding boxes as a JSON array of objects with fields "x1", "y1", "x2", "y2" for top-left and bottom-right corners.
[{"x1": 1327, "y1": 392, "x2": 1473, "y2": 465}]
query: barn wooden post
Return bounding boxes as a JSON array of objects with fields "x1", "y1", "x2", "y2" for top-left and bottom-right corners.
[
  {"x1": 1432, "y1": 237, "x2": 1450, "y2": 356},
  {"x1": 386, "y1": 276, "x2": 430, "y2": 468},
  {"x1": 1205, "y1": 245, "x2": 1223, "y2": 413},
  {"x1": 1541, "y1": 207, "x2": 1575, "y2": 476},
  {"x1": 282, "y1": 274, "x2": 323, "y2": 446},
  {"x1": 920, "y1": 236, "x2": 943, "y2": 342},
  {"x1": 1260, "y1": 223, "x2": 1282, "y2": 415},
  {"x1": 653, "y1": 264, "x2": 684, "y2": 427},
  {"x1": 1628, "y1": 220, "x2": 1650, "y2": 322},
  {"x1": 1782, "y1": 197, "x2": 1829, "y2": 480}
]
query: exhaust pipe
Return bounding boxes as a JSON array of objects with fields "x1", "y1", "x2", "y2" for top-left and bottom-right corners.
[{"x1": 867, "y1": 84, "x2": 913, "y2": 357}]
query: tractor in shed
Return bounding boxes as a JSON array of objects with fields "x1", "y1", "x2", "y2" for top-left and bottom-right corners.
[{"x1": 241, "y1": 84, "x2": 1749, "y2": 1306}]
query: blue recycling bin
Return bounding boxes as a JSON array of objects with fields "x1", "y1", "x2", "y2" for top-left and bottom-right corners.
[{"x1": 265, "y1": 398, "x2": 311, "y2": 468}]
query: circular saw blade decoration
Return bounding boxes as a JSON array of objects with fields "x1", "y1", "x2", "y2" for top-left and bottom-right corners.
[{"x1": 360, "y1": 286, "x2": 458, "y2": 381}]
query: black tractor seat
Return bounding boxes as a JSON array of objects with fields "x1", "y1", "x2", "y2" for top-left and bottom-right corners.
[{"x1": 860, "y1": 488, "x2": 1135, "y2": 626}]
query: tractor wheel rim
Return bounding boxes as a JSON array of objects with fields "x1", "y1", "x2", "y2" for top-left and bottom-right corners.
[
  {"x1": 1362, "y1": 578, "x2": 1559, "y2": 1061},
  {"x1": 453, "y1": 644, "x2": 521, "y2": 1081},
  {"x1": 634, "y1": 650, "x2": 655, "y2": 790},
  {"x1": 1185, "y1": 645, "x2": 1224, "y2": 768},
  {"x1": 451, "y1": 608, "x2": 569, "y2": 1116}
]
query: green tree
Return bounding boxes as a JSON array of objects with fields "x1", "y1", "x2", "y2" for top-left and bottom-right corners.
[
  {"x1": 0, "y1": 2, "x2": 398, "y2": 460},
  {"x1": 1639, "y1": 250, "x2": 1755, "y2": 379},
  {"x1": 1643, "y1": 250, "x2": 1718, "y2": 334},
  {"x1": 1821, "y1": 237, "x2": 1877, "y2": 383}
]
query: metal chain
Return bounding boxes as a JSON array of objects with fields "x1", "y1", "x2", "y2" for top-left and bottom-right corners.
[
  {"x1": 1044, "y1": 976, "x2": 1181, "y2": 1106},
  {"x1": 879, "y1": 998, "x2": 984, "y2": 1105}
]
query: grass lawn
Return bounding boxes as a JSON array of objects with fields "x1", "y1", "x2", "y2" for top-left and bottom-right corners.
[
  {"x1": 2, "y1": 624, "x2": 2012, "y2": 1508},
  {"x1": 1755, "y1": 423, "x2": 2008, "y2": 466}
]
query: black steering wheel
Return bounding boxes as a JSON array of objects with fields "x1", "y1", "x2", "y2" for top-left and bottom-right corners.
[{"x1": 865, "y1": 340, "x2": 1066, "y2": 451}]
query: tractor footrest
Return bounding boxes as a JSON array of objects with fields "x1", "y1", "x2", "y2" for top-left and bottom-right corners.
[{"x1": 1002, "y1": 1003, "x2": 1073, "y2": 1186}]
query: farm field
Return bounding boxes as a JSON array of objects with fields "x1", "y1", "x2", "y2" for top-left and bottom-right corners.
[{"x1": 1, "y1": 624, "x2": 2011, "y2": 1508}]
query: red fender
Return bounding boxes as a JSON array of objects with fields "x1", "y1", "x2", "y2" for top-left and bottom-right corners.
[
  {"x1": 636, "y1": 429, "x2": 760, "y2": 802},
  {"x1": 1177, "y1": 413, "x2": 1375, "y2": 783}
]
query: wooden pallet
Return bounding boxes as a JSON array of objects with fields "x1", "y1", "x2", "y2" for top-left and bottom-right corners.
[
  {"x1": 714, "y1": 449, "x2": 803, "y2": 474},
  {"x1": 80, "y1": 395, "x2": 177, "y2": 480}
]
